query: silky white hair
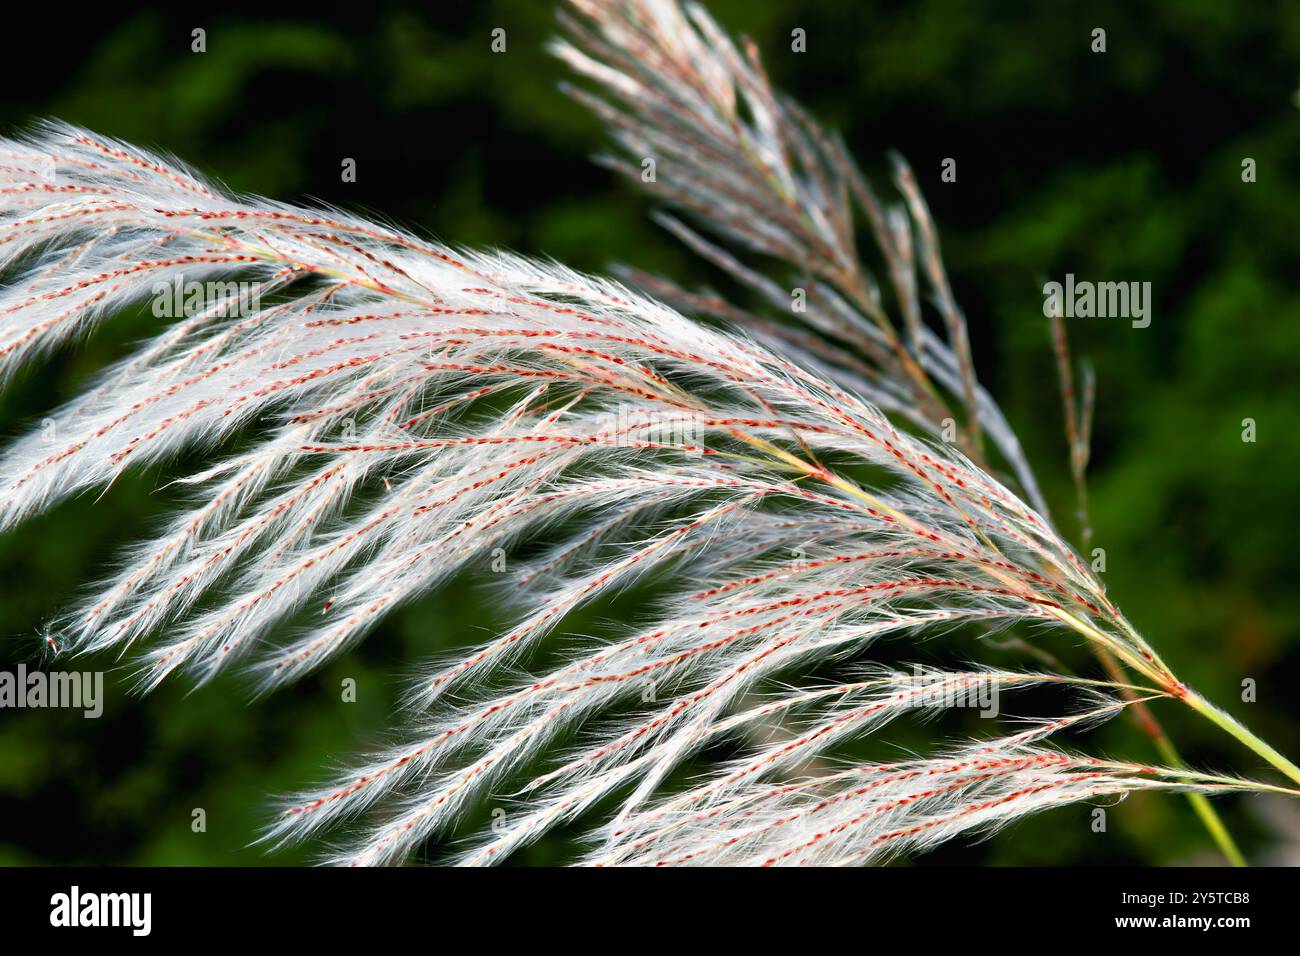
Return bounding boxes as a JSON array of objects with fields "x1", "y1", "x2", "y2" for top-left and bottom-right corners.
[{"x1": 0, "y1": 0, "x2": 1282, "y2": 866}]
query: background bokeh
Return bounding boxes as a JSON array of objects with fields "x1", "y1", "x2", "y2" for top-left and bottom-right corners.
[{"x1": 2, "y1": 0, "x2": 1298, "y2": 865}]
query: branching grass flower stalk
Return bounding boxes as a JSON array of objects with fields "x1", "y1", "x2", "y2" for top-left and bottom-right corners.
[{"x1": 0, "y1": 0, "x2": 1294, "y2": 865}]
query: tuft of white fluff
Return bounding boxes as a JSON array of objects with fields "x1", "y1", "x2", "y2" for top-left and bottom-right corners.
[{"x1": 0, "y1": 120, "x2": 1217, "y2": 865}]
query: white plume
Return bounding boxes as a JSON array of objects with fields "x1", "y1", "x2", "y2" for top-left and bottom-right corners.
[{"x1": 2, "y1": 0, "x2": 1293, "y2": 866}]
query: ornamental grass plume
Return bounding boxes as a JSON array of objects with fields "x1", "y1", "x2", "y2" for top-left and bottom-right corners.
[{"x1": 1, "y1": 0, "x2": 1297, "y2": 866}]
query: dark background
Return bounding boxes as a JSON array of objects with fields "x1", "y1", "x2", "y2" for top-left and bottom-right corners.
[{"x1": 1, "y1": 0, "x2": 1298, "y2": 865}]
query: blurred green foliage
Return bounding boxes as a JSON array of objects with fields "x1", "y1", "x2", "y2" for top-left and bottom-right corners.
[{"x1": 2, "y1": 0, "x2": 1298, "y2": 865}]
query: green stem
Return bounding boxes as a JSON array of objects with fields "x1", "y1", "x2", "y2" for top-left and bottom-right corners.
[
  {"x1": 1183, "y1": 689, "x2": 1300, "y2": 788},
  {"x1": 1088, "y1": 644, "x2": 1246, "y2": 866},
  {"x1": 1148, "y1": 731, "x2": 1245, "y2": 867}
]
